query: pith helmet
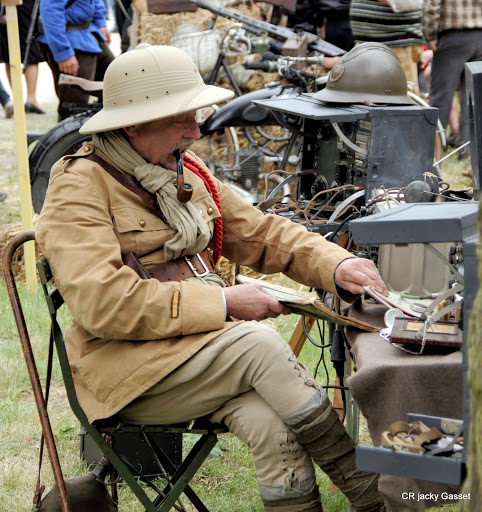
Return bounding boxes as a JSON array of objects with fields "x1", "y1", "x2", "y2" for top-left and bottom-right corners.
[
  {"x1": 314, "y1": 42, "x2": 416, "y2": 105},
  {"x1": 80, "y1": 44, "x2": 234, "y2": 134}
]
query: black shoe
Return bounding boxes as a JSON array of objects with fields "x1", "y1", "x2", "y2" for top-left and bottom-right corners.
[
  {"x1": 446, "y1": 134, "x2": 458, "y2": 147},
  {"x1": 3, "y1": 100, "x2": 13, "y2": 118},
  {"x1": 0, "y1": 191, "x2": 7, "y2": 202},
  {"x1": 458, "y1": 146, "x2": 471, "y2": 161},
  {"x1": 25, "y1": 102, "x2": 45, "y2": 114}
]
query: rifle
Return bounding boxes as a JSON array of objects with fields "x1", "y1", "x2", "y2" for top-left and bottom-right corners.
[{"x1": 190, "y1": 0, "x2": 345, "y2": 57}]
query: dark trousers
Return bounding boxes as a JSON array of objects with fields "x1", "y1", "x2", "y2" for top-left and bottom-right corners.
[
  {"x1": 325, "y1": 13, "x2": 355, "y2": 52},
  {"x1": 41, "y1": 37, "x2": 114, "y2": 121},
  {"x1": 114, "y1": 0, "x2": 132, "y2": 53},
  {"x1": 430, "y1": 29, "x2": 482, "y2": 147}
]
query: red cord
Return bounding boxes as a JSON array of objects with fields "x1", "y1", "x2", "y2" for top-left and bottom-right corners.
[{"x1": 183, "y1": 155, "x2": 223, "y2": 264}]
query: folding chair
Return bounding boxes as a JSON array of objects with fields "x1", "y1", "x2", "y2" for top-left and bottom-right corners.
[{"x1": 3, "y1": 231, "x2": 228, "y2": 512}]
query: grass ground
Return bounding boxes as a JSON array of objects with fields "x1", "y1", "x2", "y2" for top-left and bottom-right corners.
[{"x1": 0, "y1": 90, "x2": 470, "y2": 510}]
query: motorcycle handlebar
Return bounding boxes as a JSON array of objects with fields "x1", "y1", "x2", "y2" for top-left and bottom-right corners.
[{"x1": 243, "y1": 61, "x2": 279, "y2": 72}]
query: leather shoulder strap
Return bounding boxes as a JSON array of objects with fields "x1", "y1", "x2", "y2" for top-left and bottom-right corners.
[{"x1": 85, "y1": 152, "x2": 163, "y2": 218}]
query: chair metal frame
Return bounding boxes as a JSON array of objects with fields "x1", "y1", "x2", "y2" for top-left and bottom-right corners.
[{"x1": 3, "y1": 231, "x2": 228, "y2": 512}]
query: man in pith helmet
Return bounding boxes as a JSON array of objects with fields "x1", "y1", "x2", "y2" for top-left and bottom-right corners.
[{"x1": 37, "y1": 44, "x2": 387, "y2": 512}]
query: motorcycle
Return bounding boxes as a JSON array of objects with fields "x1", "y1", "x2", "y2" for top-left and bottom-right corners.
[{"x1": 28, "y1": 52, "x2": 329, "y2": 211}]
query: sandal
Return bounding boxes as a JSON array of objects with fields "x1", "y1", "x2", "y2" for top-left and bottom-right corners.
[{"x1": 381, "y1": 421, "x2": 443, "y2": 454}]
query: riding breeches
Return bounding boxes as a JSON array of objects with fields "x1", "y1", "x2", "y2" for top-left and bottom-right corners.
[{"x1": 118, "y1": 321, "x2": 328, "y2": 502}]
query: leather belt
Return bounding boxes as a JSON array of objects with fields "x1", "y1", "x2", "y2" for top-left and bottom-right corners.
[
  {"x1": 123, "y1": 250, "x2": 216, "y2": 282},
  {"x1": 66, "y1": 20, "x2": 92, "y2": 31}
]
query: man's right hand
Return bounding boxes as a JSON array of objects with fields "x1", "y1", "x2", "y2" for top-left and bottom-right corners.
[
  {"x1": 59, "y1": 56, "x2": 79, "y2": 77},
  {"x1": 224, "y1": 283, "x2": 292, "y2": 321}
]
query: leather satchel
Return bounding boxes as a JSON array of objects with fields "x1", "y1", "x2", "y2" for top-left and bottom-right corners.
[{"x1": 35, "y1": 458, "x2": 116, "y2": 512}]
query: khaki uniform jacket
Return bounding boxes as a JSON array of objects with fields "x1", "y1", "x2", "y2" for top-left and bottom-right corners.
[{"x1": 37, "y1": 145, "x2": 353, "y2": 423}]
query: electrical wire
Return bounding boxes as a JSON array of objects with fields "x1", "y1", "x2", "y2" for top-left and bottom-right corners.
[
  {"x1": 302, "y1": 317, "x2": 332, "y2": 348},
  {"x1": 324, "y1": 212, "x2": 357, "y2": 242}
]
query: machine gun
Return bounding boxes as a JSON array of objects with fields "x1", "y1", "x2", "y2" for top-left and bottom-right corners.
[{"x1": 190, "y1": 0, "x2": 345, "y2": 56}]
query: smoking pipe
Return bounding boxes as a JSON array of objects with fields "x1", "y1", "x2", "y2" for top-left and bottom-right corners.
[{"x1": 174, "y1": 149, "x2": 193, "y2": 203}]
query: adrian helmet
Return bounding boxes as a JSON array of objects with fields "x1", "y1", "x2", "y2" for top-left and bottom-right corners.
[{"x1": 314, "y1": 42, "x2": 416, "y2": 105}]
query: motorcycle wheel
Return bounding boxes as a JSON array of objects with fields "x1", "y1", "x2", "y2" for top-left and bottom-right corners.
[
  {"x1": 29, "y1": 114, "x2": 93, "y2": 213},
  {"x1": 192, "y1": 126, "x2": 239, "y2": 179}
]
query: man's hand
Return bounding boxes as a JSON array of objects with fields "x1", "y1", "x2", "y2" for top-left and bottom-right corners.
[
  {"x1": 323, "y1": 56, "x2": 340, "y2": 70},
  {"x1": 59, "y1": 55, "x2": 79, "y2": 76},
  {"x1": 224, "y1": 283, "x2": 292, "y2": 321},
  {"x1": 420, "y1": 49, "x2": 433, "y2": 70},
  {"x1": 334, "y1": 258, "x2": 389, "y2": 296},
  {"x1": 100, "y1": 26, "x2": 112, "y2": 45}
]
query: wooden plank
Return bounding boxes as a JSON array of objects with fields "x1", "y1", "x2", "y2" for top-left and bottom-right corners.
[
  {"x1": 289, "y1": 316, "x2": 315, "y2": 357},
  {"x1": 147, "y1": 0, "x2": 197, "y2": 14},
  {"x1": 333, "y1": 376, "x2": 344, "y2": 421}
]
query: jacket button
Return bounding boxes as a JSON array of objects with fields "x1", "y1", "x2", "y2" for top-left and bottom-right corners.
[
  {"x1": 207, "y1": 206, "x2": 213, "y2": 215},
  {"x1": 139, "y1": 219, "x2": 146, "y2": 227}
]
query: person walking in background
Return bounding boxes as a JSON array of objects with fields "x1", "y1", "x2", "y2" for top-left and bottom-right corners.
[
  {"x1": 422, "y1": 0, "x2": 482, "y2": 161},
  {"x1": 270, "y1": 0, "x2": 355, "y2": 51},
  {"x1": 37, "y1": 0, "x2": 115, "y2": 121},
  {"x1": 349, "y1": 0, "x2": 424, "y2": 94},
  {"x1": 418, "y1": 45, "x2": 461, "y2": 147},
  {"x1": 0, "y1": 75, "x2": 13, "y2": 118},
  {"x1": 0, "y1": 1, "x2": 45, "y2": 114},
  {"x1": 113, "y1": 0, "x2": 132, "y2": 53}
]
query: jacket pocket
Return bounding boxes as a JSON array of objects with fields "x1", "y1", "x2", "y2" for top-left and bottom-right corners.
[
  {"x1": 112, "y1": 205, "x2": 172, "y2": 256},
  {"x1": 113, "y1": 205, "x2": 167, "y2": 233},
  {"x1": 192, "y1": 191, "x2": 220, "y2": 231}
]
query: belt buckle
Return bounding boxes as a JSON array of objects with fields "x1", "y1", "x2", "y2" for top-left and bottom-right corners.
[{"x1": 185, "y1": 254, "x2": 210, "y2": 277}]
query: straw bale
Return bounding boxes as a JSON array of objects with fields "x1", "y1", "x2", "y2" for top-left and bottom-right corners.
[
  {"x1": 134, "y1": 1, "x2": 260, "y2": 47},
  {"x1": 0, "y1": 217, "x2": 41, "y2": 283},
  {"x1": 217, "y1": 256, "x2": 300, "y2": 289},
  {"x1": 217, "y1": 255, "x2": 266, "y2": 286}
]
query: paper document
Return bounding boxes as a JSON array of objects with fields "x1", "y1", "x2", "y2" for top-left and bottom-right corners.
[{"x1": 237, "y1": 275, "x2": 379, "y2": 332}]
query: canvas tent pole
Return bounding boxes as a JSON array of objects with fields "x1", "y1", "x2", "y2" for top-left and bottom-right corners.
[{"x1": 2, "y1": 0, "x2": 36, "y2": 290}]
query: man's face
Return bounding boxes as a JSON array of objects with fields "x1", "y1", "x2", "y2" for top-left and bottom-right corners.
[{"x1": 124, "y1": 110, "x2": 201, "y2": 171}]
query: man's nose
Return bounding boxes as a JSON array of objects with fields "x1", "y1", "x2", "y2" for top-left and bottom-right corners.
[{"x1": 185, "y1": 118, "x2": 201, "y2": 140}]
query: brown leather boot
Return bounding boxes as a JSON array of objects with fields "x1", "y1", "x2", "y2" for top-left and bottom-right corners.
[
  {"x1": 262, "y1": 486, "x2": 323, "y2": 512},
  {"x1": 290, "y1": 403, "x2": 384, "y2": 512}
]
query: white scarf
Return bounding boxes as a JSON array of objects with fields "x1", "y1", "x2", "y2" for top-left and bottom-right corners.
[{"x1": 93, "y1": 130, "x2": 211, "y2": 261}]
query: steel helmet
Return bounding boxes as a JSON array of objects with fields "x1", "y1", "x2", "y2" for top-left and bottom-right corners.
[
  {"x1": 314, "y1": 42, "x2": 416, "y2": 105},
  {"x1": 80, "y1": 44, "x2": 234, "y2": 134}
]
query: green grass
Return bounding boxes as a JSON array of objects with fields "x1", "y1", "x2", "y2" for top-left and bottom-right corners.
[
  {"x1": 0, "y1": 282, "x2": 461, "y2": 511},
  {"x1": 0, "y1": 281, "x2": 351, "y2": 511}
]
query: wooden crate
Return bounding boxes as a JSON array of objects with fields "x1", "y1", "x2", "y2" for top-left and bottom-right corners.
[{"x1": 147, "y1": 0, "x2": 197, "y2": 14}]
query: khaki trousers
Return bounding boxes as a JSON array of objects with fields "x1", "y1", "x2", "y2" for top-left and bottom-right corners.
[
  {"x1": 391, "y1": 45, "x2": 423, "y2": 96},
  {"x1": 118, "y1": 321, "x2": 328, "y2": 502}
]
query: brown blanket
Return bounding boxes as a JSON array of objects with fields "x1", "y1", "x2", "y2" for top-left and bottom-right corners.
[{"x1": 345, "y1": 300, "x2": 464, "y2": 512}]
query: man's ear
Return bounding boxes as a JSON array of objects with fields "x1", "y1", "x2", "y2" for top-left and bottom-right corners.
[{"x1": 123, "y1": 126, "x2": 136, "y2": 137}]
